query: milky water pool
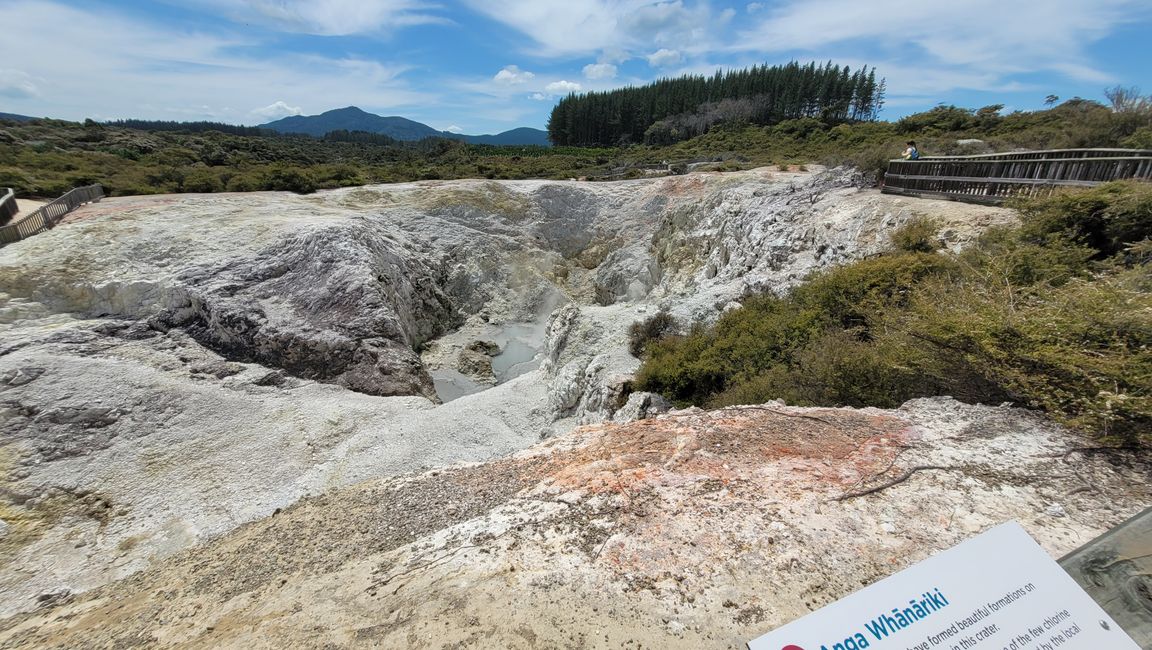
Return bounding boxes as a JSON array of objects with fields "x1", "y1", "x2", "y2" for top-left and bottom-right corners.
[{"x1": 430, "y1": 320, "x2": 549, "y2": 402}]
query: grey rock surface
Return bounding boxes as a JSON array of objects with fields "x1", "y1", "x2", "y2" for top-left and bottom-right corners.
[
  {"x1": 0, "y1": 168, "x2": 1020, "y2": 616},
  {"x1": 612, "y1": 391, "x2": 672, "y2": 423}
]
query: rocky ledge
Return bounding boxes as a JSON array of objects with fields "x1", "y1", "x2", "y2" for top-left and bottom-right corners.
[{"x1": 0, "y1": 397, "x2": 1146, "y2": 649}]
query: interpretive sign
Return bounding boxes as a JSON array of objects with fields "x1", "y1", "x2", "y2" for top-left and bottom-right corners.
[{"x1": 748, "y1": 522, "x2": 1140, "y2": 650}]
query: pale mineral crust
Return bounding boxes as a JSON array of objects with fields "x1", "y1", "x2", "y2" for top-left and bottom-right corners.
[
  {"x1": 0, "y1": 399, "x2": 1145, "y2": 649},
  {"x1": 0, "y1": 168, "x2": 1051, "y2": 634}
]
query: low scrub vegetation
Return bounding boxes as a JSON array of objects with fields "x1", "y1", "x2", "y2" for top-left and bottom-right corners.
[
  {"x1": 2, "y1": 86, "x2": 1149, "y2": 198},
  {"x1": 628, "y1": 311, "x2": 679, "y2": 358},
  {"x1": 636, "y1": 181, "x2": 1152, "y2": 444},
  {"x1": 0, "y1": 119, "x2": 616, "y2": 198}
]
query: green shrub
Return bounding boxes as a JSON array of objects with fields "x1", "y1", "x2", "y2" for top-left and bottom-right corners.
[
  {"x1": 226, "y1": 173, "x2": 262, "y2": 192},
  {"x1": 832, "y1": 143, "x2": 899, "y2": 184},
  {"x1": 958, "y1": 226, "x2": 1095, "y2": 289},
  {"x1": 889, "y1": 216, "x2": 942, "y2": 253},
  {"x1": 898, "y1": 266, "x2": 1151, "y2": 443},
  {"x1": 0, "y1": 169, "x2": 33, "y2": 195},
  {"x1": 707, "y1": 329, "x2": 942, "y2": 409},
  {"x1": 636, "y1": 253, "x2": 954, "y2": 405},
  {"x1": 790, "y1": 252, "x2": 955, "y2": 330},
  {"x1": 635, "y1": 324, "x2": 728, "y2": 404},
  {"x1": 183, "y1": 169, "x2": 223, "y2": 193},
  {"x1": 1014, "y1": 180, "x2": 1152, "y2": 258},
  {"x1": 1121, "y1": 126, "x2": 1152, "y2": 149},
  {"x1": 896, "y1": 105, "x2": 978, "y2": 133},
  {"x1": 263, "y1": 166, "x2": 316, "y2": 194},
  {"x1": 637, "y1": 183, "x2": 1151, "y2": 441},
  {"x1": 627, "y1": 311, "x2": 679, "y2": 357}
]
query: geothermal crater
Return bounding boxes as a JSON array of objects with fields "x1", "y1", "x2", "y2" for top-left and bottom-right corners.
[{"x1": 0, "y1": 168, "x2": 1144, "y2": 649}]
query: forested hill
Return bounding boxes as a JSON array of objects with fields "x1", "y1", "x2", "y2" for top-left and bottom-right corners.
[{"x1": 547, "y1": 61, "x2": 884, "y2": 147}]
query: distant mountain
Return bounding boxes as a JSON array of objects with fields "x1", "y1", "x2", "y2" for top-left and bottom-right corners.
[
  {"x1": 461, "y1": 127, "x2": 551, "y2": 147},
  {"x1": 260, "y1": 106, "x2": 550, "y2": 146},
  {"x1": 0, "y1": 112, "x2": 35, "y2": 122},
  {"x1": 261, "y1": 106, "x2": 441, "y2": 140}
]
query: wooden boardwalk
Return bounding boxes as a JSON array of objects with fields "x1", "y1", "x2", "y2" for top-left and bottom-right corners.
[
  {"x1": 883, "y1": 148, "x2": 1152, "y2": 204},
  {"x1": 0, "y1": 188, "x2": 17, "y2": 224},
  {"x1": 0, "y1": 185, "x2": 104, "y2": 247}
]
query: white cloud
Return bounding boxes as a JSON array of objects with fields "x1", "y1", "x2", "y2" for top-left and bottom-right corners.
[
  {"x1": 493, "y1": 65, "x2": 536, "y2": 85},
  {"x1": 582, "y1": 63, "x2": 617, "y2": 80},
  {"x1": 530, "y1": 92, "x2": 549, "y2": 101},
  {"x1": 461, "y1": 0, "x2": 721, "y2": 57},
  {"x1": 746, "y1": 2, "x2": 765, "y2": 13},
  {"x1": 250, "y1": 100, "x2": 303, "y2": 120},
  {"x1": 0, "y1": 69, "x2": 41, "y2": 99},
  {"x1": 188, "y1": 0, "x2": 445, "y2": 35},
  {"x1": 545, "y1": 80, "x2": 582, "y2": 94},
  {"x1": 598, "y1": 48, "x2": 632, "y2": 64},
  {"x1": 733, "y1": 0, "x2": 1150, "y2": 82},
  {"x1": 830, "y1": 57, "x2": 1031, "y2": 100},
  {"x1": 0, "y1": 1, "x2": 436, "y2": 124},
  {"x1": 646, "y1": 48, "x2": 682, "y2": 67},
  {"x1": 443, "y1": 124, "x2": 464, "y2": 133}
]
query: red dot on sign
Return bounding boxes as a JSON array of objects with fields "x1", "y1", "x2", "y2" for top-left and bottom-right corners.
[{"x1": 782, "y1": 646, "x2": 805, "y2": 650}]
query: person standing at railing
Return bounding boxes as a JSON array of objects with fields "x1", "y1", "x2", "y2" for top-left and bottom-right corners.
[{"x1": 901, "y1": 140, "x2": 919, "y2": 160}]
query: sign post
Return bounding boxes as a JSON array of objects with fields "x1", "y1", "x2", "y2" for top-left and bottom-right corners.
[{"x1": 748, "y1": 522, "x2": 1140, "y2": 650}]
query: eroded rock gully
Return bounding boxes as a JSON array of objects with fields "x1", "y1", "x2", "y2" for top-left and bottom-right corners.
[{"x1": 1, "y1": 168, "x2": 1129, "y2": 645}]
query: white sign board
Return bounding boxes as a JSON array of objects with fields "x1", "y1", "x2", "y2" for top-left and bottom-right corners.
[{"x1": 748, "y1": 522, "x2": 1139, "y2": 650}]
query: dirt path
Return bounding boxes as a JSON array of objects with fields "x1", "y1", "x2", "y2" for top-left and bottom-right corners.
[{"x1": 7, "y1": 199, "x2": 44, "y2": 222}]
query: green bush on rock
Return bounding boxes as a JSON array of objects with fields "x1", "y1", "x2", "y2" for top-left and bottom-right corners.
[{"x1": 637, "y1": 181, "x2": 1152, "y2": 444}]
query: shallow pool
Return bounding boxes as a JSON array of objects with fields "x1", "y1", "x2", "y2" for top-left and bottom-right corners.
[{"x1": 429, "y1": 318, "x2": 550, "y2": 402}]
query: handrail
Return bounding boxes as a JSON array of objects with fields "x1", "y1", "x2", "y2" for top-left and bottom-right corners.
[
  {"x1": 0, "y1": 188, "x2": 17, "y2": 225},
  {"x1": 0, "y1": 184, "x2": 104, "y2": 247},
  {"x1": 911, "y1": 148, "x2": 1152, "y2": 162},
  {"x1": 894, "y1": 156, "x2": 1152, "y2": 165},
  {"x1": 882, "y1": 149, "x2": 1152, "y2": 204}
]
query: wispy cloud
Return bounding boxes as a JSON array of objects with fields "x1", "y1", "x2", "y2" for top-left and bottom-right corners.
[
  {"x1": 732, "y1": 0, "x2": 1150, "y2": 82},
  {"x1": 545, "y1": 80, "x2": 582, "y2": 94},
  {"x1": 583, "y1": 63, "x2": 617, "y2": 80},
  {"x1": 646, "y1": 48, "x2": 682, "y2": 68},
  {"x1": 185, "y1": 0, "x2": 447, "y2": 35},
  {"x1": 0, "y1": 1, "x2": 435, "y2": 123},
  {"x1": 493, "y1": 65, "x2": 536, "y2": 85},
  {"x1": 460, "y1": 0, "x2": 723, "y2": 58},
  {"x1": 251, "y1": 100, "x2": 303, "y2": 121},
  {"x1": 0, "y1": 69, "x2": 42, "y2": 99}
]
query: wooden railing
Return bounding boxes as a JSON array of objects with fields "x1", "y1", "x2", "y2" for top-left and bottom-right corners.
[
  {"x1": 0, "y1": 188, "x2": 17, "y2": 225},
  {"x1": 0, "y1": 184, "x2": 104, "y2": 247},
  {"x1": 882, "y1": 149, "x2": 1152, "y2": 203}
]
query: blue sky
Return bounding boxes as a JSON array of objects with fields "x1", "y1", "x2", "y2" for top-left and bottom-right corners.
[{"x1": 2, "y1": 0, "x2": 1150, "y2": 134}]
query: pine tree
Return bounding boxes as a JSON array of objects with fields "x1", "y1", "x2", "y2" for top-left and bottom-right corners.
[{"x1": 547, "y1": 61, "x2": 885, "y2": 146}]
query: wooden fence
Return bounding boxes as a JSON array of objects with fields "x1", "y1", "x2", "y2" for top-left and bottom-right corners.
[
  {"x1": 0, "y1": 185, "x2": 104, "y2": 247},
  {"x1": 0, "y1": 188, "x2": 17, "y2": 225},
  {"x1": 882, "y1": 148, "x2": 1152, "y2": 203}
]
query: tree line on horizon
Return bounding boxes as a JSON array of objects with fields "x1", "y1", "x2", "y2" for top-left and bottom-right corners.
[
  {"x1": 5, "y1": 84, "x2": 1148, "y2": 199},
  {"x1": 103, "y1": 119, "x2": 274, "y2": 137},
  {"x1": 547, "y1": 61, "x2": 884, "y2": 147}
]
